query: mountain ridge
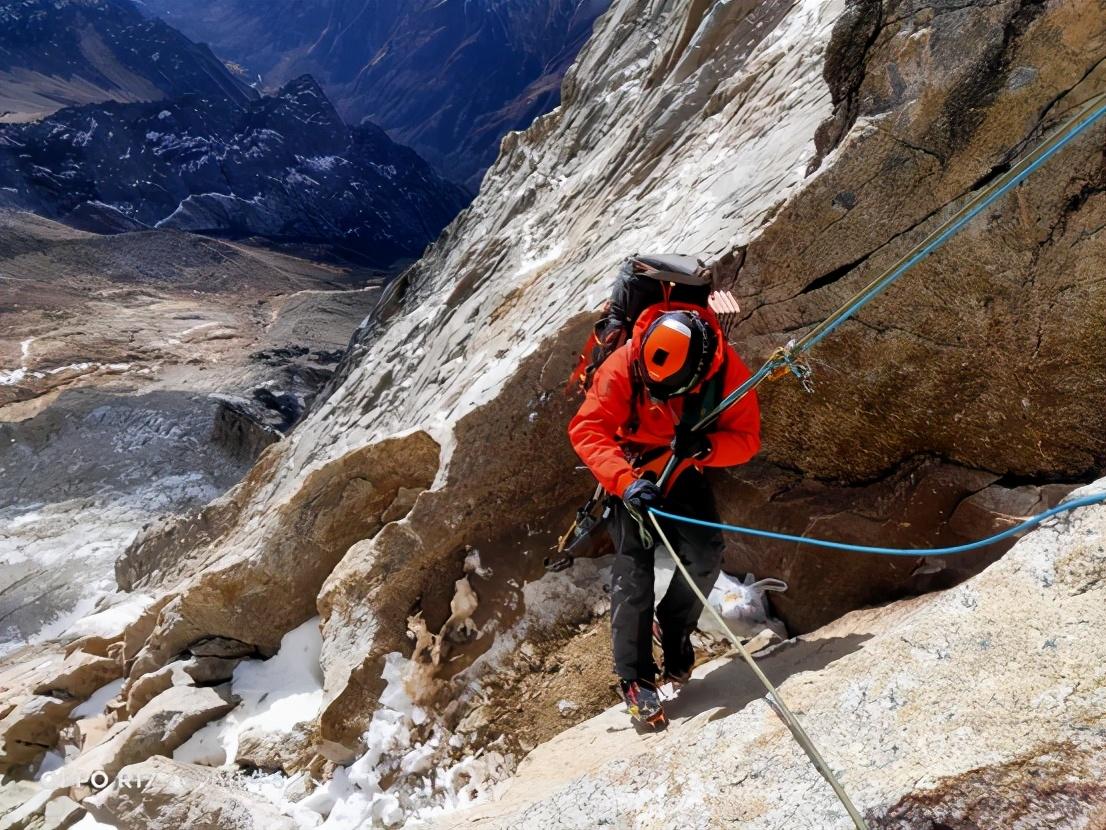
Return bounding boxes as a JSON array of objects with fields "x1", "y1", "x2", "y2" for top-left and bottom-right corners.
[
  {"x1": 0, "y1": 74, "x2": 471, "y2": 262},
  {"x1": 0, "y1": 0, "x2": 255, "y2": 122},
  {"x1": 138, "y1": 0, "x2": 611, "y2": 187}
]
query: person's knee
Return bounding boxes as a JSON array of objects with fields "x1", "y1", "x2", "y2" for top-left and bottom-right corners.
[{"x1": 611, "y1": 559, "x2": 655, "y2": 604}]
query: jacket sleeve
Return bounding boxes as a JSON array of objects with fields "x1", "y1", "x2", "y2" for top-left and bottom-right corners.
[
  {"x1": 700, "y1": 344, "x2": 761, "y2": 467},
  {"x1": 567, "y1": 348, "x2": 638, "y2": 497}
]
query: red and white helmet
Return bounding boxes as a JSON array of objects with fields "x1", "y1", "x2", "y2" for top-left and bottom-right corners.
[{"x1": 638, "y1": 310, "x2": 716, "y2": 399}]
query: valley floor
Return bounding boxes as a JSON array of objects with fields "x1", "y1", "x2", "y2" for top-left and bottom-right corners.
[{"x1": 0, "y1": 211, "x2": 384, "y2": 654}]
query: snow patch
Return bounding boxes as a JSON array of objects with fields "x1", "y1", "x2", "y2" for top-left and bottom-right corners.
[
  {"x1": 287, "y1": 653, "x2": 509, "y2": 829},
  {"x1": 174, "y1": 618, "x2": 324, "y2": 767},
  {"x1": 71, "y1": 814, "x2": 119, "y2": 830},
  {"x1": 61, "y1": 594, "x2": 154, "y2": 641},
  {"x1": 301, "y1": 155, "x2": 344, "y2": 172},
  {"x1": 72, "y1": 678, "x2": 125, "y2": 720},
  {"x1": 248, "y1": 561, "x2": 610, "y2": 828},
  {"x1": 0, "y1": 367, "x2": 27, "y2": 385}
]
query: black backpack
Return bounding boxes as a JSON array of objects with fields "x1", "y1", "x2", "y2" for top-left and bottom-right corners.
[{"x1": 570, "y1": 254, "x2": 715, "y2": 393}]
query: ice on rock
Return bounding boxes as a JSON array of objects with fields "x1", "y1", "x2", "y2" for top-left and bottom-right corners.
[{"x1": 463, "y1": 548, "x2": 492, "y2": 579}]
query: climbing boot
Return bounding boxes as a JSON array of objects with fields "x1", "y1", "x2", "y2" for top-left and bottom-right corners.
[{"x1": 620, "y1": 679, "x2": 667, "y2": 729}]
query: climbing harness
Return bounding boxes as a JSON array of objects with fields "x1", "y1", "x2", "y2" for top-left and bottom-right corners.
[
  {"x1": 652, "y1": 492, "x2": 1106, "y2": 556},
  {"x1": 644, "y1": 92, "x2": 1106, "y2": 830}
]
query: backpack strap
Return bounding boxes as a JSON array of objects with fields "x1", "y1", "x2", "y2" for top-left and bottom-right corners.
[{"x1": 625, "y1": 362, "x2": 645, "y2": 434}]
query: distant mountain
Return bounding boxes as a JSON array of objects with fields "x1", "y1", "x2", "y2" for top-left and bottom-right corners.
[
  {"x1": 0, "y1": 76, "x2": 470, "y2": 263},
  {"x1": 138, "y1": 0, "x2": 611, "y2": 187},
  {"x1": 0, "y1": 0, "x2": 255, "y2": 122}
]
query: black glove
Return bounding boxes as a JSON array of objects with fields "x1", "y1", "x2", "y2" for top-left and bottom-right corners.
[
  {"x1": 623, "y1": 478, "x2": 663, "y2": 515},
  {"x1": 671, "y1": 422, "x2": 712, "y2": 460}
]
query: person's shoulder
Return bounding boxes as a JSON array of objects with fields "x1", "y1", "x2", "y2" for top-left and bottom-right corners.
[{"x1": 592, "y1": 343, "x2": 634, "y2": 395}]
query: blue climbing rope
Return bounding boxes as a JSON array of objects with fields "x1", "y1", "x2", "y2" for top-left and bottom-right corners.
[{"x1": 649, "y1": 492, "x2": 1106, "y2": 557}]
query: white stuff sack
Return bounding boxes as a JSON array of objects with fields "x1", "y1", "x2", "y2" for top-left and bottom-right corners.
[
  {"x1": 701, "y1": 572, "x2": 788, "y2": 640},
  {"x1": 652, "y1": 564, "x2": 788, "y2": 640}
]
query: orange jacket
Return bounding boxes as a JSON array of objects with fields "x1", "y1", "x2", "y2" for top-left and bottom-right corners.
[{"x1": 568, "y1": 304, "x2": 761, "y2": 497}]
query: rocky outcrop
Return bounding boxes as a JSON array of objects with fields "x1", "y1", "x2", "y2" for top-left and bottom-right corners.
[
  {"x1": 431, "y1": 485, "x2": 1106, "y2": 828},
  {"x1": 140, "y1": 0, "x2": 611, "y2": 187},
  {"x1": 118, "y1": 430, "x2": 441, "y2": 683},
  {"x1": 712, "y1": 458, "x2": 1082, "y2": 633},
  {"x1": 0, "y1": 695, "x2": 77, "y2": 774},
  {"x1": 67, "y1": 684, "x2": 236, "y2": 781},
  {"x1": 123, "y1": 655, "x2": 238, "y2": 716},
  {"x1": 0, "y1": 76, "x2": 469, "y2": 260},
  {"x1": 0, "y1": 0, "x2": 254, "y2": 122},
  {"x1": 0, "y1": 644, "x2": 121, "y2": 775}
]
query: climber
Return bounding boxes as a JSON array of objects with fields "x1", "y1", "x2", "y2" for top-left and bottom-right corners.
[{"x1": 568, "y1": 305, "x2": 761, "y2": 728}]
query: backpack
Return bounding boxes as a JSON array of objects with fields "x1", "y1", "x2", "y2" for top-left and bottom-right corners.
[{"x1": 569, "y1": 254, "x2": 716, "y2": 393}]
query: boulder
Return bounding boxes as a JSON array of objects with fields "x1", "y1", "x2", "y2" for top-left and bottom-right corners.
[
  {"x1": 0, "y1": 781, "x2": 42, "y2": 828},
  {"x1": 33, "y1": 652, "x2": 122, "y2": 701},
  {"x1": 67, "y1": 685, "x2": 237, "y2": 781},
  {"x1": 234, "y1": 721, "x2": 316, "y2": 773},
  {"x1": 83, "y1": 756, "x2": 296, "y2": 830},
  {"x1": 41, "y1": 796, "x2": 82, "y2": 830},
  {"x1": 0, "y1": 695, "x2": 75, "y2": 773},
  {"x1": 124, "y1": 656, "x2": 239, "y2": 716}
]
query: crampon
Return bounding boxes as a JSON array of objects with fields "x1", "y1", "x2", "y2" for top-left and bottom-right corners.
[{"x1": 620, "y1": 679, "x2": 668, "y2": 729}]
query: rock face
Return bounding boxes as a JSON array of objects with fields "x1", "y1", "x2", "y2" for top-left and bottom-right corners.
[
  {"x1": 118, "y1": 429, "x2": 441, "y2": 684},
  {"x1": 84, "y1": 0, "x2": 1106, "y2": 759},
  {"x1": 0, "y1": 0, "x2": 255, "y2": 122},
  {"x1": 425, "y1": 484, "x2": 1106, "y2": 829},
  {"x1": 711, "y1": 458, "x2": 1081, "y2": 633},
  {"x1": 0, "y1": 76, "x2": 470, "y2": 260},
  {"x1": 140, "y1": 0, "x2": 612, "y2": 187}
]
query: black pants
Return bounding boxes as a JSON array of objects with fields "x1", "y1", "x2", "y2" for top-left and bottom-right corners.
[{"x1": 608, "y1": 470, "x2": 725, "y2": 682}]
